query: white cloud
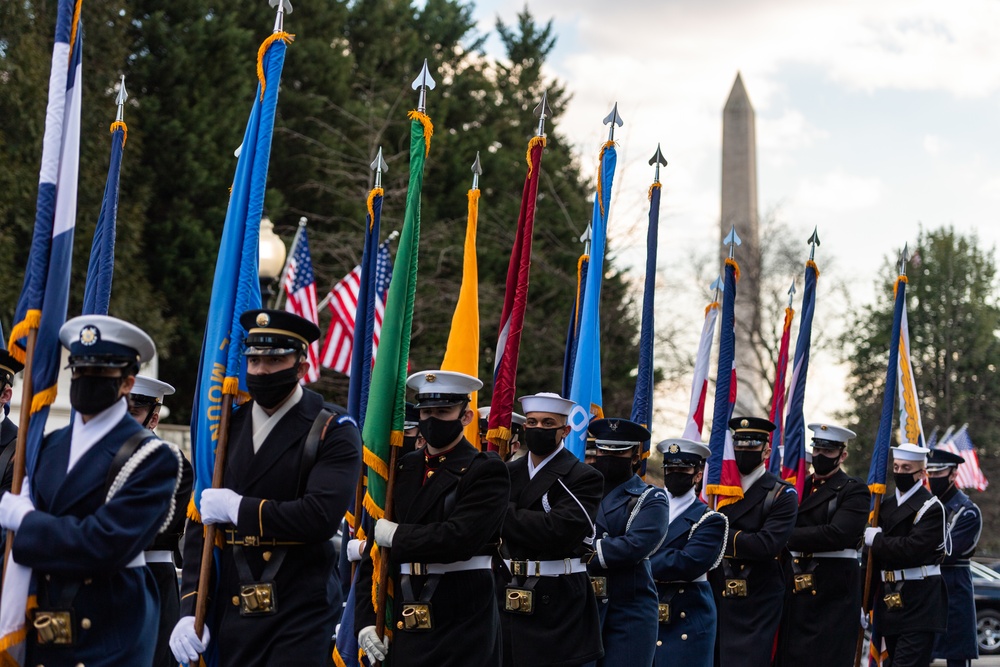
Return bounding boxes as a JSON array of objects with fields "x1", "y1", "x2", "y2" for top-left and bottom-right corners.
[
  {"x1": 922, "y1": 134, "x2": 948, "y2": 156},
  {"x1": 794, "y1": 171, "x2": 883, "y2": 211}
]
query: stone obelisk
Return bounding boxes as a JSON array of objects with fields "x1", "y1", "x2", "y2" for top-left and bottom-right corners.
[{"x1": 721, "y1": 72, "x2": 764, "y2": 414}]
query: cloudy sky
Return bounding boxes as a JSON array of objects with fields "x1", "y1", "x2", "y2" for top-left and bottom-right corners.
[{"x1": 466, "y1": 0, "x2": 1000, "y2": 431}]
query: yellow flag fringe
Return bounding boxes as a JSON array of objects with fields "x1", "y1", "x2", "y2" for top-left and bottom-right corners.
[
  {"x1": 705, "y1": 301, "x2": 720, "y2": 317},
  {"x1": 109, "y1": 120, "x2": 128, "y2": 147},
  {"x1": 367, "y1": 187, "x2": 384, "y2": 227},
  {"x1": 407, "y1": 111, "x2": 434, "y2": 156},
  {"x1": 525, "y1": 136, "x2": 546, "y2": 176},
  {"x1": 257, "y1": 32, "x2": 295, "y2": 100},
  {"x1": 893, "y1": 274, "x2": 908, "y2": 298},
  {"x1": 724, "y1": 257, "x2": 741, "y2": 282},
  {"x1": 596, "y1": 141, "x2": 616, "y2": 218},
  {"x1": 68, "y1": 0, "x2": 83, "y2": 57},
  {"x1": 806, "y1": 259, "x2": 821, "y2": 278},
  {"x1": 648, "y1": 181, "x2": 662, "y2": 201},
  {"x1": 30, "y1": 385, "x2": 58, "y2": 415}
]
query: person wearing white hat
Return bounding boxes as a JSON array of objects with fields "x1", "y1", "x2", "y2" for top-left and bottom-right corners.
[
  {"x1": 775, "y1": 423, "x2": 870, "y2": 667},
  {"x1": 498, "y1": 392, "x2": 605, "y2": 667},
  {"x1": 130, "y1": 375, "x2": 194, "y2": 667},
  {"x1": 0, "y1": 315, "x2": 181, "y2": 666},
  {"x1": 355, "y1": 370, "x2": 510, "y2": 667},
  {"x1": 479, "y1": 406, "x2": 526, "y2": 461},
  {"x1": 863, "y1": 442, "x2": 947, "y2": 667}
]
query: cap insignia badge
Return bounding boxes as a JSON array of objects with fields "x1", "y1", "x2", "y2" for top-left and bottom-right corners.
[
  {"x1": 820, "y1": 424, "x2": 828, "y2": 431},
  {"x1": 80, "y1": 326, "x2": 99, "y2": 346},
  {"x1": 668, "y1": 443, "x2": 680, "y2": 454},
  {"x1": 740, "y1": 419, "x2": 749, "y2": 428},
  {"x1": 609, "y1": 421, "x2": 619, "y2": 431},
  {"x1": 425, "y1": 373, "x2": 437, "y2": 383},
  {"x1": 256, "y1": 313, "x2": 270, "y2": 327}
]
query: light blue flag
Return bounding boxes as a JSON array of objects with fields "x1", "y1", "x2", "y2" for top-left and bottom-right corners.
[{"x1": 567, "y1": 142, "x2": 618, "y2": 459}]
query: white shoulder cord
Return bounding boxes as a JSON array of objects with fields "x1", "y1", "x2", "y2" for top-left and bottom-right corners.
[
  {"x1": 914, "y1": 496, "x2": 947, "y2": 554},
  {"x1": 626, "y1": 487, "x2": 669, "y2": 559},
  {"x1": 556, "y1": 478, "x2": 597, "y2": 546},
  {"x1": 689, "y1": 509, "x2": 729, "y2": 570},
  {"x1": 105, "y1": 438, "x2": 183, "y2": 533}
]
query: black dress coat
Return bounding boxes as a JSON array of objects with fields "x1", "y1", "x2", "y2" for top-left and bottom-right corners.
[
  {"x1": 354, "y1": 439, "x2": 510, "y2": 667},
  {"x1": 868, "y1": 486, "x2": 948, "y2": 635},
  {"x1": 775, "y1": 470, "x2": 870, "y2": 667},
  {"x1": 0, "y1": 415, "x2": 18, "y2": 569},
  {"x1": 180, "y1": 390, "x2": 362, "y2": 667},
  {"x1": 708, "y1": 470, "x2": 798, "y2": 667},
  {"x1": 499, "y1": 447, "x2": 605, "y2": 667}
]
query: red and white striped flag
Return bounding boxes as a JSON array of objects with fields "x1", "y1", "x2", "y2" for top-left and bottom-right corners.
[
  {"x1": 937, "y1": 424, "x2": 989, "y2": 491},
  {"x1": 682, "y1": 300, "x2": 719, "y2": 441},
  {"x1": 283, "y1": 223, "x2": 321, "y2": 383},
  {"x1": 319, "y1": 237, "x2": 393, "y2": 375}
]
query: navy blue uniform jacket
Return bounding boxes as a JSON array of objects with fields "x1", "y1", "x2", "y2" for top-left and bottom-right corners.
[{"x1": 933, "y1": 487, "x2": 981, "y2": 660}]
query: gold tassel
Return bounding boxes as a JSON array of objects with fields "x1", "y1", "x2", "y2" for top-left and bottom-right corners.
[
  {"x1": 222, "y1": 376, "x2": 241, "y2": 396},
  {"x1": 648, "y1": 181, "x2": 662, "y2": 202},
  {"x1": 390, "y1": 430, "x2": 403, "y2": 447},
  {"x1": 407, "y1": 110, "x2": 434, "y2": 156},
  {"x1": 8, "y1": 309, "x2": 42, "y2": 359},
  {"x1": 525, "y1": 136, "x2": 546, "y2": 177},
  {"x1": 362, "y1": 447, "x2": 389, "y2": 481},
  {"x1": 806, "y1": 259, "x2": 821, "y2": 278},
  {"x1": 486, "y1": 425, "x2": 511, "y2": 448},
  {"x1": 367, "y1": 187, "x2": 384, "y2": 228},
  {"x1": 724, "y1": 257, "x2": 741, "y2": 282},
  {"x1": 109, "y1": 120, "x2": 128, "y2": 148},
  {"x1": 596, "y1": 141, "x2": 616, "y2": 218},
  {"x1": 30, "y1": 385, "x2": 58, "y2": 415},
  {"x1": 705, "y1": 301, "x2": 720, "y2": 317},
  {"x1": 187, "y1": 496, "x2": 203, "y2": 523},
  {"x1": 893, "y1": 274, "x2": 907, "y2": 297},
  {"x1": 256, "y1": 32, "x2": 295, "y2": 100}
]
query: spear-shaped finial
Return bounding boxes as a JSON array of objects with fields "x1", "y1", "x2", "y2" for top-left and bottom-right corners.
[
  {"x1": 648, "y1": 143, "x2": 667, "y2": 183},
  {"x1": 603, "y1": 102, "x2": 624, "y2": 142},
  {"x1": 724, "y1": 225, "x2": 742, "y2": 259},
  {"x1": 411, "y1": 59, "x2": 436, "y2": 114},
  {"x1": 787, "y1": 280, "x2": 797, "y2": 308},
  {"x1": 269, "y1": 0, "x2": 293, "y2": 33},
  {"x1": 298, "y1": 216, "x2": 307, "y2": 228},
  {"x1": 370, "y1": 147, "x2": 388, "y2": 189},
  {"x1": 580, "y1": 223, "x2": 592, "y2": 256},
  {"x1": 534, "y1": 91, "x2": 552, "y2": 137},
  {"x1": 115, "y1": 75, "x2": 128, "y2": 123},
  {"x1": 807, "y1": 226, "x2": 821, "y2": 261},
  {"x1": 710, "y1": 275, "x2": 724, "y2": 302},
  {"x1": 898, "y1": 243, "x2": 910, "y2": 276},
  {"x1": 471, "y1": 152, "x2": 483, "y2": 190}
]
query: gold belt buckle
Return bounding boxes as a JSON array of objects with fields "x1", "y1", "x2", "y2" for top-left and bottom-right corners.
[
  {"x1": 401, "y1": 602, "x2": 433, "y2": 631},
  {"x1": 793, "y1": 573, "x2": 815, "y2": 593},
  {"x1": 410, "y1": 563, "x2": 427, "y2": 576},
  {"x1": 590, "y1": 576, "x2": 607, "y2": 598},
  {"x1": 884, "y1": 591, "x2": 903, "y2": 610},
  {"x1": 240, "y1": 582, "x2": 276, "y2": 616},
  {"x1": 884, "y1": 570, "x2": 896, "y2": 583},
  {"x1": 658, "y1": 603, "x2": 671, "y2": 623},
  {"x1": 33, "y1": 610, "x2": 74, "y2": 645},
  {"x1": 510, "y1": 560, "x2": 527, "y2": 577},
  {"x1": 242, "y1": 535, "x2": 261, "y2": 547},
  {"x1": 504, "y1": 587, "x2": 534, "y2": 614},
  {"x1": 723, "y1": 579, "x2": 748, "y2": 598}
]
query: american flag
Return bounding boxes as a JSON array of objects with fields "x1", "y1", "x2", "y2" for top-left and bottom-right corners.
[
  {"x1": 283, "y1": 224, "x2": 321, "y2": 382},
  {"x1": 319, "y1": 237, "x2": 393, "y2": 374},
  {"x1": 936, "y1": 424, "x2": 989, "y2": 491}
]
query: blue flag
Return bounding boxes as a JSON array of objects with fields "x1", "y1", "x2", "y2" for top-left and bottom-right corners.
[
  {"x1": 867, "y1": 275, "x2": 907, "y2": 496},
  {"x1": 631, "y1": 183, "x2": 660, "y2": 477},
  {"x1": 82, "y1": 122, "x2": 127, "y2": 315},
  {"x1": 781, "y1": 260, "x2": 819, "y2": 498},
  {"x1": 561, "y1": 251, "x2": 589, "y2": 398},
  {"x1": 567, "y1": 143, "x2": 618, "y2": 459}
]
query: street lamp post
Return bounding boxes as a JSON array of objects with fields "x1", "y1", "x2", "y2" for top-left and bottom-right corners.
[{"x1": 258, "y1": 215, "x2": 286, "y2": 308}]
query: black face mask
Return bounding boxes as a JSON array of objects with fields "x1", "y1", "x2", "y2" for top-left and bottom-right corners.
[
  {"x1": 893, "y1": 471, "x2": 920, "y2": 493},
  {"x1": 812, "y1": 452, "x2": 841, "y2": 477},
  {"x1": 663, "y1": 470, "x2": 696, "y2": 497},
  {"x1": 71, "y1": 375, "x2": 124, "y2": 415},
  {"x1": 401, "y1": 435, "x2": 419, "y2": 457},
  {"x1": 592, "y1": 456, "x2": 634, "y2": 494},
  {"x1": 418, "y1": 417, "x2": 464, "y2": 450},
  {"x1": 734, "y1": 449, "x2": 764, "y2": 476},
  {"x1": 928, "y1": 475, "x2": 952, "y2": 498},
  {"x1": 524, "y1": 427, "x2": 562, "y2": 457},
  {"x1": 246, "y1": 366, "x2": 300, "y2": 409}
]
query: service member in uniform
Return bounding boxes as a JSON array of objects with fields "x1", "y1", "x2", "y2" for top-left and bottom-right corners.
[
  {"x1": 708, "y1": 416, "x2": 798, "y2": 667},
  {"x1": 130, "y1": 375, "x2": 195, "y2": 667},
  {"x1": 171, "y1": 309, "x2": 362, "y2": 667},
  {"x1": 0, "y1": 315, "x2": 181, "y2": 666},
  {"x1": 355, "y1": 370, "x2": 510, "y2": 666},
  {"x1": 500, "y1": 392, "x2": 605, "y2": 667},
  {"x1": 479, "y1": 406, "x2": 526, "y2": 460},
  {"x1": 649, "y1": 438, "x2": 727, "y2": 667},
  {"x1": 584, "y1": 418, "x2": 668, "y2": 667},
  {"x1": 775, "y1": 422, "x2": 870, "y2": 667},
  {"x1": 927, "y1": 448, "x2": 982, "y2": 667},
  {"x1": 0, "y1": 347, "x2": 24, "y2": 566},
  {"x1": 864, "y1": 443, "x2": 948, "y2": 667}
]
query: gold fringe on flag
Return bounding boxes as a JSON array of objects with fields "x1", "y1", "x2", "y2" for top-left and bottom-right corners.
[
  {"x1": 69, "y1": 0, "x2": 83, "y2": 57},
  {"x1": 390, "y1": 430, "x2": 403, "y2": 447},
  {"x1": 363, "y1": 446, "x2": 389, "y2": 481},
  {"x1": 222, "y1": 376, "x2": 241, "y2": 396},
  {"x1": 648, "y1": 181, "x2": 662, "y2": 201},
  {"x1": 724, "y1": 257, "x2": 741, "y2": 282},
  {"x1": 806, "y1": 259, "x2": 821, "y2": 278},
  {"x1": 30, "y1": 384, "x2": 58, "y2": 415},
  {"x1": 525, "y1": 136, "x2": 546, "y2": 176},
  {"x1": 596, "y1": 141, "x2": 616, "y2": 218},
  {"x1": 257, "y1": 32, "x2": 295, "y2": 100},
  {"x1": 705, "y1": 301, "x2": 720, "y2": 317},
  {"x1": 367, "y1": 187, "x2": 384, "y2": 228},
  {"x1": 407, "y1": 110, "x2": 434, "y2": 156},
  {"x1": 8, "y1": 309, "x2": 42, "y2": 362},
  {"x1": 109, "y1": 120, "x2": 128, "y2": 147},
  {"x1": 486, "y1": 426, "x2": 511, "y2": 449},
  {"x1": 187, "y1": 496, "x2": 202, "y2": 523},
  {"x1": 893, "y1": 274, "x2": 908, "y2": 297}
]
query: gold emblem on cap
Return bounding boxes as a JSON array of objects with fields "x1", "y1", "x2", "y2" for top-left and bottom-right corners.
[
  {"x1": 668, "y1": 443, "x2": 680, "y2": 454},
  {"x1": 609, "y1": 421, "x2": 619, "y2": 431},
  {"x1": 80, "y1": 326, "x2": 98, "y2": 346},
  {"x1": 820, "y1": 424, "x2": 828, "y2": 431},
  {"x1": 741, "y1": 419, "x2": 749, "y2": 428},
  {"x1": 425, "y1": 373, "x2": 437, "y2": 383},
  {"x1": 256, "y1": 313, "x2": 270, "y2": 327}
]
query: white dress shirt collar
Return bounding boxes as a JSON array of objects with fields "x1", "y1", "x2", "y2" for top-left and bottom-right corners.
[
  {"x1": 527, "y1": 443, "x2": 564, "y2": 479},
  {"x1": 69, "y1": 397, "x2": 128, "y2": 473},
  {"x1": 667, "y1": 487, "x2": 697, "y2": 525},
  {"x1": 895, "y1": 478, "x2": 924, "y2": 505},
  {"x1": 251, "y1": 384, "x2": 303, "y2": 453},
  {"x1": 741, "y1": 463, "x2": 768, "y2": 493}
]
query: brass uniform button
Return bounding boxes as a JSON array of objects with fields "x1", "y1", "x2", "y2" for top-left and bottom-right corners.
[
  {"x1": 681, "y1": 633, "x2": 688, "y2": 640},
  {"x1": 678, "y1": 588, "x2": 684, "y2": 594},
  {"x1": 81, "y1": 618, "x2": 91, "y2": 629},
  {"x1": 76, "y1": 664, "x2": 85, "y2": 667},
  {"x1": 263, "y1": 551, "x2": 272, "y2": 562},
  {"x1": 397, "y1": 621, "x2": 404, "y2": 630},
  {"x1": 656, "y1": 640, "x2": 662, "y2": 646},
  {"x1": 680, "y1": 612, "x2": 686, "y2": 619},
  {"x1": 232, "y1": 596, "x2": 240, "y2": 606}
]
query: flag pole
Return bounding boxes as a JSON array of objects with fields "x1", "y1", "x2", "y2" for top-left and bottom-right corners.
[{"x1": 3, "y1": 330, "x2": 36, "y2": 567}]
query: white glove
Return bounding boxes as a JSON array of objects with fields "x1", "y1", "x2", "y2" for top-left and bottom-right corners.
[
  {"x1": 347, "y1": 538, "x2": 366, "y2": 562},
  {"x1": 0, "y1": 491, "x2": 34, "y2": 532},
  {"x1": 169, "y1": 616, "x2": 211, "y2": 664},
  {"x1": 864, "y1": 526, "x2": 882, "y2": 547},
  {"x1": 359, "y1": 625, "x2": 389, "y2": 661},
  {"x1": 374, "y1": 519, "x2": 398, "y2": 548},
  {"x1": 860, "y1": 608, "x2": 869, "y2": 630},
  {"x1": 200, "y1": 488, "x2": 242, "y2": 525}
]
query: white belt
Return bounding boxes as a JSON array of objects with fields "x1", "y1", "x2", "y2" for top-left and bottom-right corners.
[
  {"x1": 881, "y1": 564, "x2": 941, "y2": 582},
  {"x1": 400, "y1": 555, "x2": 493, "y2": 576},
  {"x1": 504, "y1": 558, "x2": 588, "y2": 577},
  {"x1": 143, "y1": 550, "x2": 175, "y2": 565},
  {"x1": 126, "y1": 552, "x2": 147, "y2": 568},
  {"x1": 789, "y1": 549, "x2": 859, "y2": 559}
]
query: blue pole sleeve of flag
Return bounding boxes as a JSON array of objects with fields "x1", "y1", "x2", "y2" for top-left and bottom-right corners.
[{"x1": 867, "y1": 278, "x2": 907, "y2": 492}]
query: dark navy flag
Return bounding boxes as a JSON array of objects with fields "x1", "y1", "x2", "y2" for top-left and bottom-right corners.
[
  {"x1": 867, "y1": 274, "x2": 907, "y2": 496},
  {"x1": 781, "y1": 260, "x2": 819, "y2": 498},
  {"x1": 562, "y1": 252, "x2": 589, "y2": 398},
  {"x1": 631, "y1": 183, "x2": 661, "y2": 477},
  {"x1": 82, "y1": 122, "x2": 127, "y2": 316}
]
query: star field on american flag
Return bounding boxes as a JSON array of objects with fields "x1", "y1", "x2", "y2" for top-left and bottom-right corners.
[{"x1": 283, "y1": 224, "x2": 321, "y2": 382}]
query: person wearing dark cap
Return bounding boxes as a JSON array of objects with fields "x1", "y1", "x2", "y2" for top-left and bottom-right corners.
[
  {"x1": 582, "y1": 418, "x2": 667, "y2": 667},
  {"x1": 774, "y1": 423, "x2": 870, "y2": 667},
  {"x1": 0, "y1": 315, "x2": 181, "y2": 666},
  {"x1": 499, "y1": 392, "x2": 605, "y2": 667},
  {"x1": 354, "y1": 370, "x2": 510, "y2": 667},
  {"x1": 863, "y1": 442, "x2": 947, "y2": 667},
  {"x1": 649, "y1": 438, "x2": 727, "y2": 667},
  {"x1": 130, "y1": 375, "x2": 195, "y2": 667},
  {"x1": 707, "y1": 416, "x2": 798, "y2": 667},
  {"x1": 404, "y1": 401, "x2": 425, "y2": 454},
  {"x1": 0, "y1": 347, "x2": 24, "y2": 566},
  {"x1": 171, "y1": 309, "x2": 362, "y2": 667},
  {"x1": 927, "y1": 448, "x2": 982, "y2": 667}
]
